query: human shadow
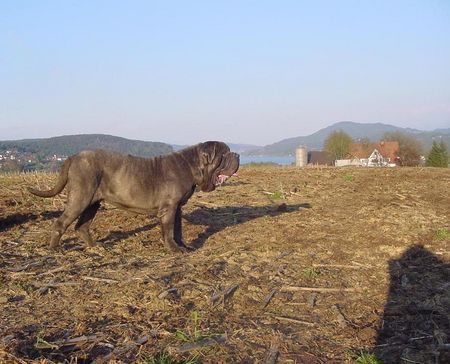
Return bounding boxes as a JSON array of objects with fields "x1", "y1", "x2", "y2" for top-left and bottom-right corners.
[
  {"x1": 184, "y1": 203, "x2": 311, "y2": 249},
  {"x1": 374, "y1": 245, "x2": 450, "y2": 363}
]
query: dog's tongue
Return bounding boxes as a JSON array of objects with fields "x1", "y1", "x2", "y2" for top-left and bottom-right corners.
[
  {"x1": 215, "y1": 173, "x2": 238, "y2": 186},
  {"x1": 216, "y1": 174, "x2": 229, "y2": 186}
]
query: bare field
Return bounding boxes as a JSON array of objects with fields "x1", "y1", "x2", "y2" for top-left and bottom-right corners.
[{"x1": 1, "y1": 166, "x2": 449, "y2": 363}]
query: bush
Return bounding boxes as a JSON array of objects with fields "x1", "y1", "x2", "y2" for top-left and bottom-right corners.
[
  {"x1": 324, "y1": 131, "x2": 353, "y2": 162},
  {"x1": 383, "y1": 131, "x2": 422, "y2": 166}
]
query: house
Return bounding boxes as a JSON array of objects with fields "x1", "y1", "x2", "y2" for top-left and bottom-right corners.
[
  {"x1": 350, "y1": 141, "x2": 399, "y2": 164},
  {"x1": 335, "y1": 158, "x2": 363, "y2": 167},
  {"x1": 307, "y1": 151, "x2": 332, "y2": 165},
  {"x1": 335, "y1": 141, "x2": 399, "y2": 167}
]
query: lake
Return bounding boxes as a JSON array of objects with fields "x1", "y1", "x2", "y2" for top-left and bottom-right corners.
[{"x1": 239, "y1": 155, "x2": 295, "y2": 165}]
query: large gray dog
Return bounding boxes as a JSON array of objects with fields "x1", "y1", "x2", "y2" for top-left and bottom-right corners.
[{"x1": 28, "y1": 141, "x2": 239, "y2": 252}]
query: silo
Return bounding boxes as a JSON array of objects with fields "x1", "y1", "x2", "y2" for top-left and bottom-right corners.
[{"x1": 295, "y1": 146, "x2": 307, "y2": 167}]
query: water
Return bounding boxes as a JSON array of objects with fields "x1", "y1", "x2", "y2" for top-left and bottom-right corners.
[{"x1": 239, "y1": 155, "x2": 295, "y2": 165}]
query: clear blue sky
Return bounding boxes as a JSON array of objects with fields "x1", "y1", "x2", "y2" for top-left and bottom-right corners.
[{"x1": 1, "y1": 0, "x2": 449, "y2": 145}]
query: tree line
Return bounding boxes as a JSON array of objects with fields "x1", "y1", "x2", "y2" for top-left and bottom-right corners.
[{"x1": 324, "y1": 130, "x2": 449, "y2": 167}]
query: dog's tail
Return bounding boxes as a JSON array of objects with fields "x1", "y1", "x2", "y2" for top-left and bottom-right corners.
[{"x1": 28, "y1": 157, "x2": 72, "y2": 198}]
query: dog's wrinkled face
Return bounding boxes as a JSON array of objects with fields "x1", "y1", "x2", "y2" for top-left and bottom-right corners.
[{"x1": 198, "y1": 141, "x2": 240, "y2": 192}]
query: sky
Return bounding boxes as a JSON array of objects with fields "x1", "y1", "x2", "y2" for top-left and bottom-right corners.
[{"x1": 1, "y1": 1, "x2": 450, "y2": 146}]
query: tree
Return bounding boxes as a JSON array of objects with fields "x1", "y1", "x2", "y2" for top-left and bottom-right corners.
[
  {"x1": 324, "y1": 131, "x2": 353, "y2": 163},
  {"x1": 357, "y1": 137, "x2": 373, "y2": 157},
  {"x1": 383, "y1": 131, "x2": 422, "y2": 166},
  {"x1": 426, "y1": 140, "x2": 449, "y2": 167},
  {"x1": 0, "y1": 159, "x2": 22, "y2": 172}
]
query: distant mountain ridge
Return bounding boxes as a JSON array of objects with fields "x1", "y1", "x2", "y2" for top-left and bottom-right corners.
[
  {"x1": 228, "y1": 143, "x2": 262, "y2": 153},
  {"x1": 245, "y1": 122, "x2": 450, "y2": 156},
  {"x1": 172, "y1": 143, "x2": 261, "y2": 153},
  {"x1": 0, "y1": 134, "x2": 173, "y2": 158},
  {"x1": 2, "y1": 124, "x2": 448, "y2": 159}
]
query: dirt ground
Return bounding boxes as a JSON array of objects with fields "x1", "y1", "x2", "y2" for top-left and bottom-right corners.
[{"x1": 1, "y1": 165, "x2": 449, "y2": 363}]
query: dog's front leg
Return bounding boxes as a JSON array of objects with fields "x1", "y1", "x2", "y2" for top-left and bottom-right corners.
[
  {"x1": 174, "y1": 205, "x2": 192, "y2": 250},
  {"x1": 158, "y1": 206, "x2": 188, "y2": 253}
]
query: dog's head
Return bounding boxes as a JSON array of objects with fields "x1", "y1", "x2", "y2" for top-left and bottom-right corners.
[{"x1": 198, "y1": 141, "x2": 240, "y2": 192}]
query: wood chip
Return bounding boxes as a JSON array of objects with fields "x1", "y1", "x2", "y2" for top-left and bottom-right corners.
[
  {"x1": 261, "y1": 289, "x2": 277, "y2": 308},
  {"x1": 9, "y1": 259, "x2": 47, "y2": 272},
  {"x1": 331, "y1": 304, "x2": 348, "y2": 327},
  {"x1": 37, "y1": 265, "x2": 69, "y2": 276},
  {"x1": 272, "y1": 315, "x2": 314, "y2": 326},
  {"x1": 56, "y1": 334, "x2": 100, "y2": 347},
  {"x1": 211, "y1": 284, "x2": 239, "y2": 306},
  {"x1": 81, "y1": 276, "x2": 119, "y2": 284},
  {"x1": 312, "y1": 263, "x2": 369, "y2": 269},
  {"x1": 36, "y1": 281, "x2": 80, "y2": 288},
  {"x1": 158, "y1": 287, "x2": 178, "y2": 299},
  {"x1": 264, "y1": 341, "x2": 279, "y2": 364},
  {"x1": 281, "y1": 286, "x2": 359, "y2": 293}
]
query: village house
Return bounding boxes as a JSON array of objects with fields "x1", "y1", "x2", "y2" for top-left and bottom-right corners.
[
  {"x1": 335, "y1": 141, "x2": 399, "y2": 167},
  {"x1": 50, "y1": 154, "x2": 68, "y2": 162},
  {"x1": 0, "y1": 151, "x2": 17, "y2": 161}
]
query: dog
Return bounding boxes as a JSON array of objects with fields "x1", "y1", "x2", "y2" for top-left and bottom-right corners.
[{"x1": 28, "y1": 141, "x2": 239, "y2": 252}]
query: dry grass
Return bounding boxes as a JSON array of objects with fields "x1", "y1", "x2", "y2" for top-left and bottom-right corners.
[{"x1": 1, "y1": 166, "x2": 449, "y2": 363}]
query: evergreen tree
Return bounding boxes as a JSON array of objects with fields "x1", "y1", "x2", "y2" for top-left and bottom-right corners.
[{"x1": 426, "y1": 140, "x2": 449, "y2": 167}]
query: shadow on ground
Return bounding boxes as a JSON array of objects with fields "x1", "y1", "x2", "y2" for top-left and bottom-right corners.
[
  {"x1": 185, "y1": 203, "x2": 311, "y2": 249},
  {"x1": 374, "y1": 245, "x2": 450, "y2": 363},
  {"x1": 0, "y1": 211, "x2": 61, "y2": 233},
  {"x1": 96, "y1": 203, "x2": 311, "y2": 249},
  {"x1": 0, "y1": 213, "x2": 38, "y2": 232},
  {"x1": 2, "y1": 203, "x2": 310, "y2": 252},
  {"x1": 98, "y1": 222, "x2": 159, "y2": 247}
]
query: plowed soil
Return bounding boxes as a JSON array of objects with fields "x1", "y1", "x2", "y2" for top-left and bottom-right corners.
[{"x1": 1, "y1": 166, "x2": 449, "y2": 363}]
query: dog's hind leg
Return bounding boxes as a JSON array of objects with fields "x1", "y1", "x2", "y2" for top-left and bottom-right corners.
[
  {"x1": 49, "y1": 192, "x2": 95, "y2": 249},
  {"x1": 75, "y1": 201, "x2": 101, "y2": 247}
]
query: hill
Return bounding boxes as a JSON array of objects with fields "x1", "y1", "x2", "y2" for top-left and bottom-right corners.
[
  {"x1": 0, "y1": 134, "x2": 173, "y2": 158},
  {"x1": 246, "y1": 121, "x2": 450, "y2": 156}
]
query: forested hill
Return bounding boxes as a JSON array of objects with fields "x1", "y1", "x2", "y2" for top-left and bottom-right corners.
[{"x1": 0, "y1": 134, "x2": 173, "y2": 158}]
